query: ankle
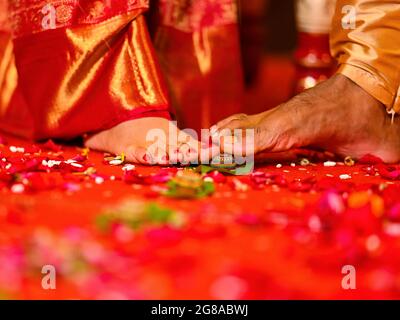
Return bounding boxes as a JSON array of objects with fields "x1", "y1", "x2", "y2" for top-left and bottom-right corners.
[{"x1": 333, "y1": 74, "x2": 384, "y2": 111}]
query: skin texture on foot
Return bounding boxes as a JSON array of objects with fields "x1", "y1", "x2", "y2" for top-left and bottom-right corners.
[
  {"x1": 85, "y1": 117, "x2": 218, "y2": 165},
  {"x1": 212, "y1": 74, "x2": 400, "y2": 163}
]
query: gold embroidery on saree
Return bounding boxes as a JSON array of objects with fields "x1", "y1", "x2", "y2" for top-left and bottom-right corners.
[
  {"x1": 158, "y1": 0, "x2": 238, "y2": 32},
  {"x1": 8, "y1": 0, "x2": 150, "y2": 37}
]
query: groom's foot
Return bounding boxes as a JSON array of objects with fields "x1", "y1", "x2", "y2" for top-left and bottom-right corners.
[{"x1": 213, "y1": 74, "x2": 400, "y2": 163}]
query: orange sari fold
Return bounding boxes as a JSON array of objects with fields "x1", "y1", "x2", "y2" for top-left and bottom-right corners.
[
  {"x1": 150, "y1": 0, "x2": 244, "y2": 133},
  {"x1": 1, "y1": 0, "x2": 170, "y2": 140},
  {"x1": 0, "y1": 0, "x2": 244, "y2": 139}
]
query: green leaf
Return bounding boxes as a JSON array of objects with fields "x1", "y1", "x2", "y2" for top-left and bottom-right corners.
[
  {"x1": 147, "y1": 203, "x2": 173, "y2": 223},
  {"x1": 95, "y1": 215, "x2": 111, "y2": 232},
  {"x1": 197, "y1": 181, "x2": 215, "y2": 197}
]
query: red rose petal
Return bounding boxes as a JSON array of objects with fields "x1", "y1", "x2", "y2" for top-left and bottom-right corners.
[
  {"x1": 71, "y1": 154, "x2": 87, "y2": 162},
  {"x1": 386, "y1": 203, "x2": 400, "y2": 222},
  {"x1": 382, "y1": 184, "x2": 400, "y2": 207},
  {"x1": 123, "y1": 169, "x2": 174, "y2": 185},
  {"x1": 249, "y1": 171, "x2": 288, "y2": 188},
  {"x1": 0, "y1": 135, "x2": 7, "y2": 145},
  {"x1": 361, "y1": 165, "x2": 377, "y2": 175},
  {"x1": 342, "y1": 206, "x2": 381, "y2": 235},
  {"x1": 316, "y1": 177, "x2": 353, "y2": 193},
  {"x1": 358, "y1": 154, "x2": 384, "y2": 164},
  {"x1": 23, "y1": 145, "x2": 42, "y2": 154},
  {"x1": 205, "y1": 171, "x2": 227, "y2": 183},
  {"x1": 288, "y1": 177, "x2": 315, "y2": 192},
  {"x1": 40, "y1": 139, "x2": 62, "y2": 152},
  {"x1": 377, "y1": 165, "x2": 400, "y2": 180},
  {"x1": 21, "y1": 172, "x2": 57, "y2": 192}
]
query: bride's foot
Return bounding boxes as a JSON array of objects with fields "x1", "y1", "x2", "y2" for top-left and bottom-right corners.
[{"x1": 85, "y1": 117, "x2": 210, "y2": 165}]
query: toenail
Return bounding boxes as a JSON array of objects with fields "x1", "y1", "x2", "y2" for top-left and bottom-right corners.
[
  {"x1": 210, "y1": 126, "x2": 218, "y2": 135},
  {"x1": 143, "y1": 154, "x2": 151, "y2": 163}
]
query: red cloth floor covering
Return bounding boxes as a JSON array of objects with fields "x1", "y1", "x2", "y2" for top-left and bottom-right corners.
[{"x1": 1, "y1": 133, "x2": 400, "y2": 299}]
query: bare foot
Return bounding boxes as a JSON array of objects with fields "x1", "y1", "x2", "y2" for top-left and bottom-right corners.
[
  {"x1": 212, "y1": 74, "x2": 400, "y2": 163},
  {"x1": 85, "y1": 117, "x2": 212, "y2": 165}
]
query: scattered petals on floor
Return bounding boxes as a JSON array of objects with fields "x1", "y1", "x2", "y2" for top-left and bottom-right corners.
[{"x1": 1, "y1": 134, "x2": 400, "y2": 299}]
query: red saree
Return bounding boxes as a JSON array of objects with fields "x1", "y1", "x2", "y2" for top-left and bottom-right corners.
[
  {"x1": 0, "y1": 0, "x2": 244, "y2": 140},
  {"x1": 150, "y1": 0, "x2": 243, "y2": 133}
]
